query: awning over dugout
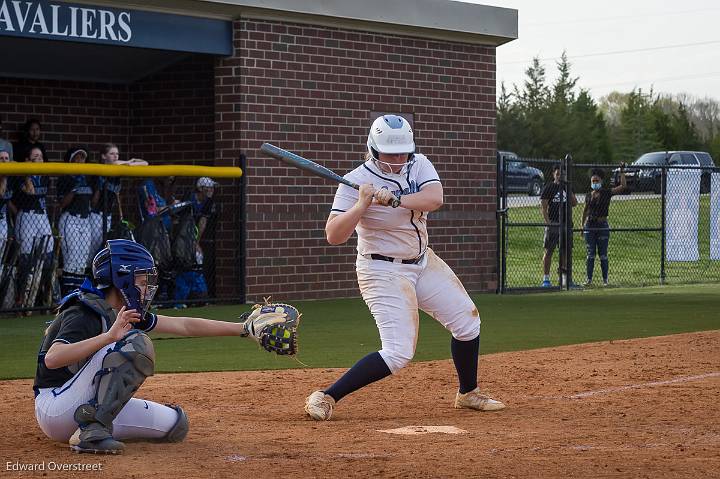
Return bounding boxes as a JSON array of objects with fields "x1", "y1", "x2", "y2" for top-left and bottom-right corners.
[{"x1": 0, "y1": 0, "x2": 232, "y2": 83}]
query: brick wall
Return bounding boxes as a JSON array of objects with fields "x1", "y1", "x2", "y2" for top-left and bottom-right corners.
[
  {"x1": 0, "y1": 77, "x2": 129, "y2": 162},
  {"x1": 130, "y1": 56, "x2": 215, "y2": 165},
  {"x1": 215, "y1": 19, "x2": 497, "y2": 301}
]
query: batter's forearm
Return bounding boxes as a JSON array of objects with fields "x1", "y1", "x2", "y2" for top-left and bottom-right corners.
[{"x1": 398, "y1": 185, "x2": 443, "y2": 212}]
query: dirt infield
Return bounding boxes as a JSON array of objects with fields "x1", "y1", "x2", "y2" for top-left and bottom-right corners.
[{"x1": 2, "y1": 331, "x2": 719, "y2": 478}]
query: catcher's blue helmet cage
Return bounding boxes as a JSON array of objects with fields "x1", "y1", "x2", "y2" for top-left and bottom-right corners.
[{"x1": 92, "y1": 239, "x2": 158, "y2": 316}]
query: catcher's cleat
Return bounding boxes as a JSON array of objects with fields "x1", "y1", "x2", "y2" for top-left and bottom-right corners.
[
  {"x1": 454, "y1": 388, "x2": 505, "y2": 411},
  {"x1": 71, "y1": 437, "x2": 125, "y2": 454},
  {"x1": 69, "y1": 427, "x2": 81, "y2": 446},
  {"x1": 304, "y1": 390, "x2": 335, "y2": 421}
]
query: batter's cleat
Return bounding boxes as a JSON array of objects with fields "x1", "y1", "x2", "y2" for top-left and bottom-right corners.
[
  {"x1": 71, "y1": 437, "x2": 125, "y2": 454},
  {"x1": 304, "y1": 390, "x2": 335, "y2": 421},
  {"x1": 541, "y1": 279, "x2": 552, "y2": 288},
  {"x1": 454, "y1": 388, "x2": 506, "y2": 411}
]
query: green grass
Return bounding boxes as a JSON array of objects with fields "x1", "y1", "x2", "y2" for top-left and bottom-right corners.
[
  {"x1": 505, "y1": 194, "x2": 720, "y2": 288},
  {"x1": 2, "y1": 284, "x2": 718, "y2": 379}
]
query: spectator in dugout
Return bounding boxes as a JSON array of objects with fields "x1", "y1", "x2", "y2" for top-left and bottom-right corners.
[
  {"x1": 0, "y1": 147, "x2": 17, "y2": 252},
  {"x1": 173, "y1": 177, "x2": 217, "y2": 307},
  {"x1": 11, "y1": 145, "x2": 54, "y2": 301},
  {"x1": 14, "y1": 118, "x2": 47, "y2": 164},
  {"x1": 89, "y1": 144, "x2": 147, "y2": 257},
  {"x1": 57, "y1": 147, "x2": 94, "y2": 296},
  {"x1": 0, "y1": 116, "x2": 14, "y2": 161}
]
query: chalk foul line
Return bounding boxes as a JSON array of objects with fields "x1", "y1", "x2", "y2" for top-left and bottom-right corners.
[{"x1": 532, "y1": 371, "x2": 720, "y2": 400}]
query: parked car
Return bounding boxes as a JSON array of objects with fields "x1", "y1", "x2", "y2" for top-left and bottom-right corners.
[
  {"x1": 497, "y1": 151, "x2": 545, "y2": 196},
  {"x1": 612, "y1": 151, "x2": 716, "y2": 193}
]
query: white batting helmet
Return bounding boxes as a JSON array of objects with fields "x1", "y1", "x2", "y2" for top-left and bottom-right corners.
[{"x1": 367, "y1": 115, "x2": 415, "y2": 160}]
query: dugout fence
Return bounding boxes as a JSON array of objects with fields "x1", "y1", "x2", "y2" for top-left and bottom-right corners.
[
  {"x1": 497, "y1": 154, "x2": 720, "y2": 292},
  {"x1": 0, "y1": 162, "x2": 245, "y2": 315}
]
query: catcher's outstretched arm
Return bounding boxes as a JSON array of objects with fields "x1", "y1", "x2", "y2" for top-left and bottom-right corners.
[{"x1": 154, "y1": 314, "x2": 246, "y2": 337}]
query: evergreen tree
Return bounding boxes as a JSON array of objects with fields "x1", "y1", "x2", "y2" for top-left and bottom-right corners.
[{"x1": 615, "y1": 89, "x2": 661, "y2": 162}]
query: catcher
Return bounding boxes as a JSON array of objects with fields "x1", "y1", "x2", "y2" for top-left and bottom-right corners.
[{"x1": 34, "y1": 239, "x2": 299, "y2": 454}]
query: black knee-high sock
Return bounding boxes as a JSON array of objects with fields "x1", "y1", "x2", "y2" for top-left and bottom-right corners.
[
  {"x1": 324, "y1": 352, "x2": 392, "y2": 402},
  {"x1": 451, "y1": 335, "x2": 479, "y2": 394}
]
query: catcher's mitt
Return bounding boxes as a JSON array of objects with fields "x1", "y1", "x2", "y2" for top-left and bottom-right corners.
[{"x1": 239, "y1": 300, "x2": 300, "y2": 355}]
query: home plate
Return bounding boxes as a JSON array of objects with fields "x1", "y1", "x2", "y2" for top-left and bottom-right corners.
[{"x1": 377, "y1": 426, "x2": 468, "y2": 436}]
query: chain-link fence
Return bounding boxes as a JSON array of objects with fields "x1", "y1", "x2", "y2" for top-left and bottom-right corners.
[
  {"x1": 498, "y1": 153, "x2": 720, "y2": 291},
  {"x1": 0, "y1": 173, "x2": 244, "y2": 314}
]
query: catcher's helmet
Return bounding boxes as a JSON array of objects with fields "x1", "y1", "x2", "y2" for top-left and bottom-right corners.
[
  {"x1": 367, "y1": 115, "x2": 415, "y2": 161},
  {"x1": 92, "y1": 239, "x2": 158, "y2": 316}
]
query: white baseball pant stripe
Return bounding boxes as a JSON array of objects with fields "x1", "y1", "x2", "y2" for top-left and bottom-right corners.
[
  {"x1": 35, "y1": 342, "x2": 179, "y2": 443},
  {"x1": 16, "y1": 211, "x2": 54, "y2": 255},
  {"x1": 58, "y1": 212, "x2": 92, "y2": 275},
  {"x1": 356, "y1": 248, "x2": 480, "y2": 373}
]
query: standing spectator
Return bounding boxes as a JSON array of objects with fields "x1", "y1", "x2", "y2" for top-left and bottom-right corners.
[
  {"x1": 0, "y1": 117, "x2": 14, "y2": 161},
  {"x1": 187, "y1": 177, "x2": 217, "y2": 248},
  {"x1": 580, "y1": 165, "x2": 627, "y2": 286},
  {"x1": 14, "y1": 119, "x2": 47, "y2": 163},
  {"x1": 137, "y1": 178, "x2": 176, "y2": 302},
  {"x1": 57, "y1": 147, "x2": 94, "y2": 296},
  {"x1": 173, "y1": 177, "x2": 217, "y2": 307},
  {"x1": 89, "y1": 144, "x2": 147, "y2": 256},
  {"x1": 0, "y1": 148, "x2": 17, "y2": 250},
  {"x1": 540, "y1": 164, "x2": 577, "y2": 287},
  {"x1": 0, "y1": 148, "x2": 17, "y2": 308},
  {"x1": 11, "y1": 146, "x2": 54, "y2": 305}
]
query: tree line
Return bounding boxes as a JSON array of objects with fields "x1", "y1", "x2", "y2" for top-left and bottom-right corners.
[{"x1": 497, "y1": 52, "x2": 720, "y2": 164}]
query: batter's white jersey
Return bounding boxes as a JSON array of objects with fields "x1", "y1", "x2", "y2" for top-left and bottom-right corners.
[
  {"x1": 331, "y1": 154, "x2": 441, "y2": 260},
  {"x1": 330, "y1": 154, "x2": 480, "y2": 374}
]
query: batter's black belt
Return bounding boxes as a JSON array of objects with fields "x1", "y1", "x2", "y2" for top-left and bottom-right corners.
[{"x1": 369, "y1": 253, "x2": 425, "y2": 265}]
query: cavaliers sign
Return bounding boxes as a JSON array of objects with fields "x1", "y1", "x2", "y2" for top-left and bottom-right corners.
[{"x1": 0, "y1": 0, "x2": 231, "y2": 55}]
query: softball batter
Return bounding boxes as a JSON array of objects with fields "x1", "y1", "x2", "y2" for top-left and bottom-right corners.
[{"x1": 305, "y1": 115, "x2": 505, "y2": 420}]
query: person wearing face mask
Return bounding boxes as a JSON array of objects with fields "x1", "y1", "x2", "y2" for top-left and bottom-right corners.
[
  {"x1": 57, "y1": 147, "x2": 94, "y2": 296},
  {"x1": 580, "y1": 164, "x2": 626, "y2": 286},
  {"x1": 303, "y1": 115, "x2": 504, "y2": 421}
]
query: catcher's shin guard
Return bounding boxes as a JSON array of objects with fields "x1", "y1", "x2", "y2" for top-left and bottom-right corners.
[
  {"x1": 163, "y1": 405, "x2": 189, "y2": 443},
  {"x1": 73, "y1": 331, "x2": 155, "y2": 449}
]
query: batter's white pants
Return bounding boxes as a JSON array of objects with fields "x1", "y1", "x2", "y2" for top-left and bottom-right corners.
[
  {"x1": 35, "y1": 341, "x2": 179, "y2": 443},
  {"x1": 356, "y1": 248, "x2": 480, "y2": 373},
  {"x1": 58, "y1": 212, "x2": 92, "y2": 275},
  {"x1": 16, "y1": 211, "x2": 54, "y2": 255},
  {"x1": 89, "y1": 212, "x2": 112, "y2": 259}
]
